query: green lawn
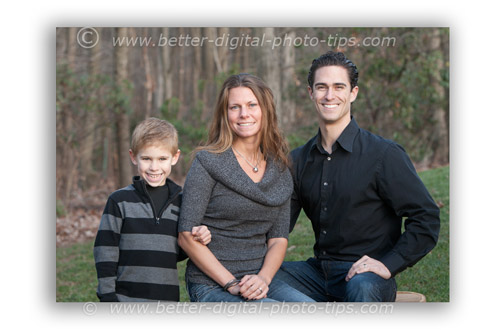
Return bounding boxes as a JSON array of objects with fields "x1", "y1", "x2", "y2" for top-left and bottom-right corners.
[{"x1": 56, "y1": 166, "x2": 449, "y2": 302}]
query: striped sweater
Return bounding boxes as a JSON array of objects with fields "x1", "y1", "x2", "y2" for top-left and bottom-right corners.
[{"x1": 93, "y1": 176, "x2": 183, "y2": 301}]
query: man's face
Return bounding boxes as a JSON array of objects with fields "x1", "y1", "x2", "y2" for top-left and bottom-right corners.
[{"x1": 308, "y1": 65, "x2": 359, "y2": 126}]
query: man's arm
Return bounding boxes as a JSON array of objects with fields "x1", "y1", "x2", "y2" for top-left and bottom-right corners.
[
  {"x1": 347, "y1": 143, "x2": 440, "y2": 280},
  {"x1": 377, "y1": 143, "x2": 440, "y2": 277},
  {"x1": 289, "y1": 148, "x2": 304, "y2": 232}
]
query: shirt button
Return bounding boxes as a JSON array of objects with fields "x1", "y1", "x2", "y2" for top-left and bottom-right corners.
[
  {"x1": 323, "y1": 207, "x2": 327, "y2": 211},
  {"x1": 323, "y1": 182, "x2": 328, "y2": 186},
  {"x1": 322, "y1": 251, "x2": 327, "y2": 255},
  {"x1": 327, "y1": 156, "x2": 331, "y2": 161},
  {"x1": 322, "y1": 230, "x2": 327, "y2": 235}
]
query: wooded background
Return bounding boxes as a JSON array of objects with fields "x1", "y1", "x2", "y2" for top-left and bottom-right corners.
[{"x1": 56, "y1": 27, "x2": 449, "y2": 215}]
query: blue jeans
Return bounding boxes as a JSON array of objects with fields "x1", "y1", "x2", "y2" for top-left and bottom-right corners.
[
  {"x1": 187, "y1": 277, "x2": 315, "y2": 302},
  {"x1": 275, "y1": 258, "x2": 396, "y2": 302}
]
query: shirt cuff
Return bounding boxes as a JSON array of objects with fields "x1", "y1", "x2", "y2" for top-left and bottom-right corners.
[{"x1": 379, "y1": 251, "x2": 407, "y2": 277}]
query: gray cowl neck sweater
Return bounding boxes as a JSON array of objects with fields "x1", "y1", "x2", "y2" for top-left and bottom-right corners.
[{"x1": 179, "y1": 148, "x2": 293, "y2": 285}]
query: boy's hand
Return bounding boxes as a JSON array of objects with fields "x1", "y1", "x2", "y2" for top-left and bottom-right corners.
[{"x1": 191, "y1": 226, "x2": 212, "y2": 245}]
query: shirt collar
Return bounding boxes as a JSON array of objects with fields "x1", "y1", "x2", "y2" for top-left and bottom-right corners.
[{"x1": 311, "y1": 116, "x2": 360, "y2": 154}]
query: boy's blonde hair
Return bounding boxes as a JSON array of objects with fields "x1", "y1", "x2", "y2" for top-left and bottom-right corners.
[{"x1": 130, "y1": 117, "x2": 178, "y2": 155}]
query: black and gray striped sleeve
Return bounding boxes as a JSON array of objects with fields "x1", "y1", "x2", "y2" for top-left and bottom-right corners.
[{"x1": 93, "y1": 197, "x2": 123, "y2": 302}]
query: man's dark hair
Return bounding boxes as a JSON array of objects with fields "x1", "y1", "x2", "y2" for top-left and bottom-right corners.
[{"x1": 307, "y1": 51, "x2": 359, "y2": 90}]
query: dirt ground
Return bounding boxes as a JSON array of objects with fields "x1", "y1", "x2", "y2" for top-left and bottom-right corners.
[{"x1": 56, "y1": 183, "x2": 114, "y2": 247}]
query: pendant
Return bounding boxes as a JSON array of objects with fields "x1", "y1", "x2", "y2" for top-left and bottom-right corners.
[{"x1": 253, "y1": 167, "x2": 259, "y2": 173}]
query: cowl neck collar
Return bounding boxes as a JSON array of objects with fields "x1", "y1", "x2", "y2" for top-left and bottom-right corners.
[{"x1": 195, "y1": 148, "x2": 292, "y2": 206}]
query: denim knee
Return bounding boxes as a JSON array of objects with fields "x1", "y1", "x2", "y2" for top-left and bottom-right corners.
[{"x1": 345, "y1": 273, "x2": 396, "y2": 302}]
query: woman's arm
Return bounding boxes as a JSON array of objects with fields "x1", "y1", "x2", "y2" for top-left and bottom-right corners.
[
  {"x1": 178, "y1": 157, "x2": 241, "y2": 294},
  {"x1": 178, "y1": 232, "x2": 239, "y2": 293},
  {"x1": 239, "y1": 237, "x2": 288, "y2": 300}
]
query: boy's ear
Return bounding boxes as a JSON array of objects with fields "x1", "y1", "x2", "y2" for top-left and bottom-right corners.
[
  {"x1": 171, "y1": 149, "x2": 181, "y2": 166},
  {"x1": 129, "y1": 149, "x2": 137, "y2": 165}
]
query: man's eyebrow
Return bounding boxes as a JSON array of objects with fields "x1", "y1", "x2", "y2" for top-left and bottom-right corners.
[{"x1": 314, "y1": 82, "x2": 347, "y2": 87}]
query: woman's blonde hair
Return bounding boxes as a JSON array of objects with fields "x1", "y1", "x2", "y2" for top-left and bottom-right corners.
[{"x1": 196, "y1": 73, "x2": 289, "y2": 169}]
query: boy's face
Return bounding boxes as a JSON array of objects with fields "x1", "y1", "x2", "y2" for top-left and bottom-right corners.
[{"x1": 129, "y1": 143, "x2": 180, "y2": 187}]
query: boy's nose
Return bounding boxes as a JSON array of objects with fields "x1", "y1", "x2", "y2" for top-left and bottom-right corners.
[{"x1": 150, "y1": 160, "x2": 159, "y2": 170}]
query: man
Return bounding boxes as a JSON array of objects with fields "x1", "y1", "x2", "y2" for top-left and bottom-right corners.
[{"x1": 276, "y1": 51, "x2": 440, "y2": 302}]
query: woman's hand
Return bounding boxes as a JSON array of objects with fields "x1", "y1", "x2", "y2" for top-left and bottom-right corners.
[
  {"x1": 191, "y1": 225, "x2": 212, "y2": 245},
  {"x1": 227, "y1": 283, "x2": 241, "y2": 296},
  {"x1": 239, "y1": 274, "x2": 269, "y2": 300}
]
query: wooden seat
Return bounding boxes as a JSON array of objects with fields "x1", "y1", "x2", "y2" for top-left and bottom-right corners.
[{"x1": 395, "y1": 291, "x2": 427, "y2": 302}]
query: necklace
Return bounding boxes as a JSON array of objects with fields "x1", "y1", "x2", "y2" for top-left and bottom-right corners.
[{"x1": 232, "y1": 147, "x2": 260, "y2": 172}]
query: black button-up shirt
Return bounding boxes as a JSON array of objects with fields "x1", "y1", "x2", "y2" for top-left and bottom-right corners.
[{"x1": 290, "y1": 118, "x2": 440, "y2": 276}]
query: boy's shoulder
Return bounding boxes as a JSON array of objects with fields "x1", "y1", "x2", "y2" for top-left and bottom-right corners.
[{"x1": 107, "y1": 184, "x2": 138, "y2": 203}]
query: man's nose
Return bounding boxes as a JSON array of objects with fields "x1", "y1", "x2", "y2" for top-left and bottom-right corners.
[{"x1": 325, "y1": 88, "x2": 336, "y2": 100}]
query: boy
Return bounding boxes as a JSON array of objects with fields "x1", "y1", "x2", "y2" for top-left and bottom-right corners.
[{"x1": 94, "y1": 117, "x2": 211, "y2": 302}]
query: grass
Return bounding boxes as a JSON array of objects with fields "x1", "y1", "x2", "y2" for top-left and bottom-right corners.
[{"x1": 56, "y1": 166, "x2": 449, "y2": 302}]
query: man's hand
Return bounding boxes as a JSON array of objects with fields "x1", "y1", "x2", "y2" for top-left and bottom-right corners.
[
  {"x1": 345, "y1": 255, "x2": 391, "y2": 281},
  {"x1": 191, "y1": 225, "x2": 212, "y2": 245}
]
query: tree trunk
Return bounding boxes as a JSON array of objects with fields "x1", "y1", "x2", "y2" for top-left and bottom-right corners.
[
  {"x1": 60, "y1": 27, "x2": 78, "y2": 204},
  {"x1": 143, "y1": 28, "x2": 154, "y2": 118},
  {"x1": 161, "y1": 28, "x2": 173, "y2": 101},
  {"x1": 155, "y1": 28, "x2": 164, "y2": 113},
  {"x1": 260, "y1": 28, "x2": 282, "y2": 128},
  {"x1": 80, "y1": 27, "x2": 102, "y2": 188},
  {"x1": 202, "y1": 27, "x2": 217, "y2": 120},
  {"x1": 281, "y1": 29, "x2": 296, "y2": 131},
  {"x1": 115, "y1": 27, "x2": 132, "y2": 187},
  {"x1": 428, "y1": 29, "x2": 449, "y2": 167}
]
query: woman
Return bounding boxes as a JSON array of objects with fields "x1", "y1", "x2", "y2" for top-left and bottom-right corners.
[{"x1": 178, "y1": 73, "x2": 313, "y2": 302}]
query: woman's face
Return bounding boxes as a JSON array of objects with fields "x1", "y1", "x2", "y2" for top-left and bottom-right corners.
[{"x1": 227, "y1": 87, "x2": 262, "y2": 141}]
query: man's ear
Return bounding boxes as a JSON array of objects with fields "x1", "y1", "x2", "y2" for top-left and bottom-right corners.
[
  {"x1": 129, "y1": 149, "x2": 137, "y2": 165},
  {"x1": 171, "y1": 149, "x2": 181, "y2": 166},
  {"x1": 308, "y1": 86, "x2": 314, "y2": 100},
  {"x1": 350, "y1": 86, "x2": 359, "y2": 103}
]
